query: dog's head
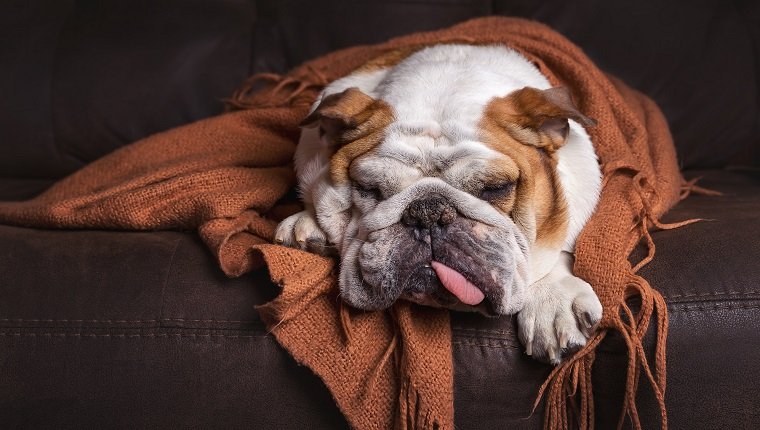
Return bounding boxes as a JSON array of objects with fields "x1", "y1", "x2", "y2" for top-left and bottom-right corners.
[{"x1": 302, "y1": 85, "x2": 594, "y2": 315}]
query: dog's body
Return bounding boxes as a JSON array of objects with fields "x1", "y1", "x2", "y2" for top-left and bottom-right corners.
[{"x1": 275, "y1": 44, "x2": 603, "y2": 364}]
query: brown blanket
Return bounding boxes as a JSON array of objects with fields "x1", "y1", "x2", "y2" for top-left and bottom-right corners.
[{"x1": 0, "y1": 17, "x2": 690, "y2": 430}]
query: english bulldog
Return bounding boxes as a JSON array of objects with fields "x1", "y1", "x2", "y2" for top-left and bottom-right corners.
[{"x1": 274, "y1": 44, "x2": 603, "y2": 364}]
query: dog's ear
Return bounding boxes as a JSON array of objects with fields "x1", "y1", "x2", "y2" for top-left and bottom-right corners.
[
  {"x1": 300, "y1": 87, "x2": 380, "y2": 144},
  {"x1": 488, "y1": 86, "x2": 596, "y2": 152},
  {"x1": 302, "y1": 87, "x2": 394, "y2": 185}
]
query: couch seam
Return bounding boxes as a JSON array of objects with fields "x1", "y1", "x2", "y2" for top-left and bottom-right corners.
[
  {"x1": 664, "y1": 290, "x2": 760, "y2": 300},
  {"x1": 50, "y1": 3, "x2": 91, "y2": 168},
  {"x1": 452, "y1": 340, "x2": 520, "y2": 349},
  {"x1": 451, "y1": 303, "x2": 760, "y2": 342},
  {"x1": 667, "y1": 302, "x2": 760, "y2": 312},
  {"x1": 453, "y1": 327, "x2": 514, "y2": 335},
  {"x1": 731, "y1": 0, "x2": 760, "y2": 158},
  {"x1": 4, "y1": 302, "x2": 760, "y2": 345},
  {"x1": 48, "y1": 3, "x2": 65, "y2": 169},
  {"x1": 4, "y1": 293, "x2": 756, "y2": 325},
  {"x1": 0, "y1": 318, "x2": 261, "y2": 324},
  {"x1": 0, "y1": 332, "x2": 269, "y2": 339},
  {"x1": 156, "y1": 237, "x2": 184, "y2": 329},
  {"x1": 3, "y1": 302, "x2": 758, "y2": 327}
]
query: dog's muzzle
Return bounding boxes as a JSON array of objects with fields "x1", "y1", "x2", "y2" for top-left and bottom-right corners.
[
  {"x1": 399, "y1": 196, "x2": 486, "y2": 306},
  {"x1": 338, "y1": 178, "x2": 529, "y2": 316}
]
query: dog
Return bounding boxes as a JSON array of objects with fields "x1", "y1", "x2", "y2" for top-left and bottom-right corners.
[{"x1": 274, "y1": 44, "x2": 603, "y2": 364}]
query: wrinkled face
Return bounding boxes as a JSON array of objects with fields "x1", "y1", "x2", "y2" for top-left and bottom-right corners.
[
  {"x1": 304, "y1": 86, "x2": 593, "y2": 315},
  {"x1": 343, "y1": 148, "x2": 529, "y2": 315}
]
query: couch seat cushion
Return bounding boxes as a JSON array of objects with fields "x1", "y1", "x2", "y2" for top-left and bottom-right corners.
[{"x1": 1, "y1": 168, "x2": 758, "y2": 429}]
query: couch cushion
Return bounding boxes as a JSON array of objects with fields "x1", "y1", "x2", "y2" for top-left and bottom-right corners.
[
  {"x1": 4, "y1": 1, "x2": 756, "y2": 183},
  {"x1": 0, "y1": 0, "x2": 255, "y2": 180},
  {"x1": 492, "y1": 0, "x2": 760, "y2": 168},
  {"x1": 1, "y1": 169, "x2": 758, "y2": 428},
  {"x1": 252, "y1": 0, "x2": 760, "y2": 169},
  {"x1": 0, "y1": 228, "x2": 348, "y2": 429},
  {"x1": 0, "y1": 178, "x2": 54, "y2": 202}
]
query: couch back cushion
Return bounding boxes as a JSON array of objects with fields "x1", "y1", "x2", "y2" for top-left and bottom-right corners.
[
  {"x1": 493, "y1": 0, "x2": 760, "y2": 168},
  {"x1": 0, "y1": 0, "x2": 255, "y2": 179},
  {"x1": 254, "y1": 0, "x2": 759, "y2": 169},
  {"x1": 1, "y1": 0, "x2": 757, "y2": 180}
]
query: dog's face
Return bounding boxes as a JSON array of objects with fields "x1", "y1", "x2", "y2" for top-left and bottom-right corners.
[{"x1": 302, "y1": 85, "x2": 594, "y2": 315}]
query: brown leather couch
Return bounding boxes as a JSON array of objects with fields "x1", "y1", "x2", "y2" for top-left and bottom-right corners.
[{"x1": 1, "y1": 1, "x2": 759, "y2": 429}]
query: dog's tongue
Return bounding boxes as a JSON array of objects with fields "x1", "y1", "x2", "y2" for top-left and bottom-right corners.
[{"x1": 431, "y1": 261, "x2": 485, "y2": 306}]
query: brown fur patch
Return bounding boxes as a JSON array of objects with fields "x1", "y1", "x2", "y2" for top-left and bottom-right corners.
[
  {"x1": 480, "y1": 97, "x2": 570, "y2": 248},
  {"x1": 301, "y1": 88, "x2": 394, "y2": 185},
  {"x1": 301, "y1": 88, "x2": 376, "y2": 132},
  {"x1": 488, "y1": 86, "x2": 596, "y2": 153}
]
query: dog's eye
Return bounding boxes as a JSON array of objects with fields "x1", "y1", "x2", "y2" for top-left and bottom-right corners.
[
  {"x1": 480, "y1": 182, "x2": 514, "y2": 201},
  {"x1": 355, "y1": 183, "x2": 383, "y2": 201}
]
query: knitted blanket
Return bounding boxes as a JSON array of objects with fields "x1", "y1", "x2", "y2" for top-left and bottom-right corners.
[{"x1": 0, "y1": 17, "x2": 689, "y2": 430}]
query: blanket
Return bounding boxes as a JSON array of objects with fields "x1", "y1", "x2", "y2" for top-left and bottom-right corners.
[{"x1": 0, "y1": 17, "x2": 692, "y2": 430}]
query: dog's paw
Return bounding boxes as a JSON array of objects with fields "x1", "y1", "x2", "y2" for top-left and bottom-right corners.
[
  {"x1": 274, "y1": 210, "x2": 333, "y2": 256},
  {"x1": 517, "y1": 274, "x2": 602, "y2": 365}
]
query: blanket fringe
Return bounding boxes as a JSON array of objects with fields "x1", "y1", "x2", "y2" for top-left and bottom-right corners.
[
  {"x1": 397, "y1": 376, "x2": 446, "y2": 430},
  {"x1": 536, "y1": 166, "x2": 695, "y2": 430},
  {"x1": 680, "y1": 176, "x2": 723, "y2": 200},
  {"x1": 225, "y1": 66, "x2": 329, "y2": 110},
  {"x1": 534, "y1": 331, "x2": 603, "y2": 430},
  {"x1": 535, "y1": 278, "x2": 669, "y2": 430}
]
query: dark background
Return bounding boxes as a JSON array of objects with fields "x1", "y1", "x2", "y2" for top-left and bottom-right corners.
[{"x1": 1, "y1": 0, "x2": 758, "y2": 188}]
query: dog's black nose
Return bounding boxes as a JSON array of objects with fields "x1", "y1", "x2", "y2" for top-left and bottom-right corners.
[{"x1": 401, "y1": 196, "x2": 457, "y2": 229}]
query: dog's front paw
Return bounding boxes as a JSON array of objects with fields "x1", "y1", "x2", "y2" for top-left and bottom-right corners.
[
  {"x1": 274, "y1": 210, "x2": 333, "y2": 256},
  {"x1": 517, "y1": 274, "x2": 602, "y2": 365}
]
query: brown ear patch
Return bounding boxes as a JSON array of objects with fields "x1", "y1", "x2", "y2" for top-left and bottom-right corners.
[
  {"x1": 301, "y1": 88, "x2": 378, "y2": 142},
  {"x1": 301, "y1": 87, "x2": 394, "y2": 185},
  {"x1": 479, "y1": 103, "x2": 570, "y2": 249},
  {"x1": 485, "y1": 86, "x2": 596, "y2": 152}
]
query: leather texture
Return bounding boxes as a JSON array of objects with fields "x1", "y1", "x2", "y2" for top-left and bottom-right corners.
[
  {"x1": 1, "y1": 0, "x2": 757, "y2": 180},
  {"x1": 0, "y1": 0, "x2": 255, "y2": 179},
  {"x1": 1, "y1": 1, "x2": 759, "y2": 429},
  {"x1": 1, "y1": 171, "x2": 759, "y2": 429}
]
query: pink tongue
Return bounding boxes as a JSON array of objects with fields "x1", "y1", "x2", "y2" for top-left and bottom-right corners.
[{"x1": 431, "y1": 261, "x2": 485, "y2": 306}]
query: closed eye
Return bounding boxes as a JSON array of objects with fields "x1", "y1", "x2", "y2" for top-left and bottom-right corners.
[
  {"x1": 355, "y1": 182, "x2": 384, "y2": 201},
  {"x1": 480, "y1": 182, "x2": 514, "y2": 201}
]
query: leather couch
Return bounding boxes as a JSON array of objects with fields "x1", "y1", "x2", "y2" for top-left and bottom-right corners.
[{"x1": 1, "y1": 1, "x2": 758, "y2": 428}]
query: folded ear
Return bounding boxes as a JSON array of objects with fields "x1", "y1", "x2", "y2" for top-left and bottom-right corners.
[
  {"x1": 300, "y1": 87, "x2": 379, "y2": 144},
  {"x1": 488, "y1": 86, "x2": 596, "y2": 152},
  {"x1": 302, "y1": 87, "x2": 394, "y2": 185}
]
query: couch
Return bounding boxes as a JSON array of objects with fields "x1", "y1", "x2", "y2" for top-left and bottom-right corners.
[{"x1": 1, "y1": 1, "x2": 759, "y2": 428}]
